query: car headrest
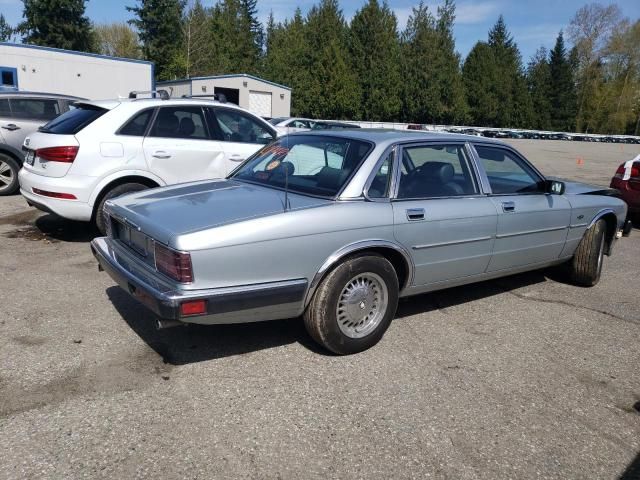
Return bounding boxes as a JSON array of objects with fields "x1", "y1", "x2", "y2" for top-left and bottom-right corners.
[
  {"x1": 179, "y1": 117, "x2": 195, "y2": 137},
  {"x1": 157, "y1": 113, "x2": 178, "y2": 133},
  {"x1": 419, "y1": 162, "x2": 455, "y2": 183},
  {"x1": 317, "y1": 166, "x2": 348, "y2": 190}
]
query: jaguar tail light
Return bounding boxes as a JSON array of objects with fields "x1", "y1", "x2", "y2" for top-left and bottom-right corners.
[
  {"x1": 36, "y1": 146, "x2": 79, "y2": 163},
  {"x1": 154, "y1": 243, "x2": 193, "y2": 283}
]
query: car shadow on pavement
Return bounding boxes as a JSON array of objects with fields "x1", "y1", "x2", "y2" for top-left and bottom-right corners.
[
  {"x1": 619, "y1": 450, "x2": 640, "y2": 480},
  {"x1": 34, "y1": 214, "x2": 99, "y2": 242},
  {"x1": 395, "y1": 269, "x2": 552, "y2": 319},
  {"x1": 106, "y1": 286, "x2": 326, "y2": 365},
  {"x1": 107, "y1": 269, "x2": 555, "y2": 365}
]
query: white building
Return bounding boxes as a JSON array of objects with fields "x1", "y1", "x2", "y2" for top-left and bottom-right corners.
[
  {"x1": 158, "y1": 74, "x2": 291, "y2": 118},
  {"x1": 0, "y1": 42, "x2": 154, "y2": 100}
]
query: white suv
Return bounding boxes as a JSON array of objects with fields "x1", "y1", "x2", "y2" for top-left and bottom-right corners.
[{"x1": 18, "y1": 94, "x2": 277, "y2": 233}]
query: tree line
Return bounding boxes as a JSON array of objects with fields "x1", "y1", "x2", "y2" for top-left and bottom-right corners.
[{"x1": 1, "y1": 0, "x2": 638, "y2": 135}]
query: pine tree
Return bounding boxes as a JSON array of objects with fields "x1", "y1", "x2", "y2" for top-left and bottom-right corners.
[
  {"x1": 209, "y1": 0, "x2": 261, "y2": 75},
  {"x1": 487, "y1": 16, "x2": 534, "y2": 127},
  {"x1": 463, "y1": 41, "x2": 499, "y2": 126},
  {"x1": 433, "y1": 0, "x2": 467, "y2": 124},
  {"x1": 526, "y1": 47, "x2": 552, "y2": 129},
  {"x1": 349, "y1": 0, "x2": 401, "y2": 121},
  {"x1": 0, "y1": 14, "x2": 13, "y2": 42},
  {"x1": 304, "y1": 0, "x2": 360, "y2": 119},
  {"x1": 401, "y1": 3, "x2": 435, "y2": 123},
  {"x1": 181, "y1": 0, "x2": 211, "y2": 77},
  {"x1": 262, "y1": 9, "x2": 313, "y2": 116},
  {"x1": 548, "y1": 31, "x2": 577, "y2": 131},
  {"x1": 128, "y1": 0, "x2": 185, "y2": 80},
  {"x1": 18, "y1": 0, "x2": 95, "y2": 52}
]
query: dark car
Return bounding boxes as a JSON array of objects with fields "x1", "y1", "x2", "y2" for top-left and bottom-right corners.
[
  {"x1": 611, "y1": 156, "x2": 640, "y2": 223},
  {"x1": 311, "y1": 120, "x2": 361, "y2": 130},
  {"x1": 0, "y1": 90, "x2": 83, "y2": 195}
]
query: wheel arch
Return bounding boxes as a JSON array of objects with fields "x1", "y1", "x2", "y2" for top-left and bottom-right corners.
[
  {"x1": 0, "y1": 144, "x2": 24, "y2": 164},
  {"x1": 588, "y1": 209, "x2": 618, "y2": 255},
  {"x1": 90, "y1": 172, "x2": 163, "y2": 220},
  {"x1": 304, "y1": 240, "x2": 414, "y2": 307}
]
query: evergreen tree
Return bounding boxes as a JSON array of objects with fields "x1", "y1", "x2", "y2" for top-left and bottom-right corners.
[
  {"x1": 433, "y1": 0, "x2": 468, "y2": 124},
  {"x1": 462, "y1": 41, "x2": 499, "y2": 126},
  {"x1": 548, "y1": 31, "x2": 577, "y2": 131},
  {"x1": 128, "y1": 0, "x2": 185, "y2": 80},
  {"x1": 262, "y1": 9, "x2": 313, "y2": 116},
  {"x1": 0, "y1": 14, "x2": 13, "y2": 42},
  {"x1": 486, "y1": 15, "x2": 533, "y2": 128},
  {"x1": 181, "y1": 0, "x2": 211, "y2": 77},
  {"x1": 526, "y1": 47, "x2": 552, "y2": 129},
  {"x1": 304, "y1": 0, "x2": 360, "y2": 119},
  {"x1": 209, "y1": 0, "x2": 261, "y2": 75},
  {"x1": 18, "y1": 0, "x2": 95, "y2": 52},
  {"x1": 349, "y1": 0, "x2": 401, "y2": 121}
]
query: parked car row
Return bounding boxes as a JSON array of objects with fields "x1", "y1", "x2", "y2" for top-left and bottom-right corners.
[{"x1": 445, "y1": 127, "x2": 640, "y2": 144}]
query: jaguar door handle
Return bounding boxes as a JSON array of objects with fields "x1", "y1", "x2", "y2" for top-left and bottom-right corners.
[
  {"x1": 406, "y1": 208, "x2": 425, "y2": 221},
  {"x1": 502, "y1": 201, "x2": 516, "y2": 212},
  {"x1": 229, "y1": 154, "x2": 245, "y2": 162},
  {"x1": 2, "y1": 123, "x2": 20, "y2": 131},
  {"x1": 152, "y1": 151, "x2": 171, "y2": 159}
]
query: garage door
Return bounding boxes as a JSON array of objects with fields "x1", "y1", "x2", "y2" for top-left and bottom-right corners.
[{"x1": 249, "y1": 91, "x2": 272, "y2": 117}]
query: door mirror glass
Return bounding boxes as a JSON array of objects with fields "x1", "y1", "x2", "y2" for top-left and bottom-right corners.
[{"x1": 546, "y1": 180, "x2": 565, "y2": 195}]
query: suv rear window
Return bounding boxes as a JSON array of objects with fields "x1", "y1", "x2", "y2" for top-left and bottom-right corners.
[{"x1": 39, "y1": 104, "x2": 107, "y2": 134}]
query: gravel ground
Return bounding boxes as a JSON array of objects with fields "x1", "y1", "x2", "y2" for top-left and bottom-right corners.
[{"x1": 1, "y1": 140, "x2": 639, "y2": 479}]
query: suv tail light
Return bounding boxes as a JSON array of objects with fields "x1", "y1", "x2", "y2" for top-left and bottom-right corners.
[
  {"x1": 615, "y1": 162, "x2": 640, "y2": 179},
  {"x1": 154, "y1": 243, "x2": 193, "y2": 283},
  {"x1": 36, "y1": 146, "x2": 79, "y2": 163}
]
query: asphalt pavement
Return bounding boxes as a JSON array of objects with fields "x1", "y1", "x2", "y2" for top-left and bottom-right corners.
[{"x1": 1, "y1": 140, "x2": 639, "y2": 479}]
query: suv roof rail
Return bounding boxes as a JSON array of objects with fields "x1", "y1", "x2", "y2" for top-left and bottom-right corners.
[
  {"x1": 181, "y1": 93, "x2": 227, "y2": 103},
  {"x1": 128, "y1": 89, "x2": 170, "y2": 100}
]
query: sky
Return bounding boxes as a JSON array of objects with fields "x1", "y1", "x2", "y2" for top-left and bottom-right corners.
[{"x1": 1, "y1": 0, "x2": 639, "y2": 63}]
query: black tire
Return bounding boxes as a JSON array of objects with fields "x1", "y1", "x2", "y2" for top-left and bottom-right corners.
[
  {"x1": 304, "y1": 254, "x2": 399, "y2": 355},
  {"x1": 569, "y1": 218, "x2": 607, "y2": 286},
  {"x1": 95, "y1": 183, "x2": 149, "y2": 235},
  {"x1": 0, "y1": 154, "x2": 20, "y2": 196}
]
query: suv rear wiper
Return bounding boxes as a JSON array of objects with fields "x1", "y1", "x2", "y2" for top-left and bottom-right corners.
[{"x1": 37, "y1": 126, "x2": 51, "y2": 133}]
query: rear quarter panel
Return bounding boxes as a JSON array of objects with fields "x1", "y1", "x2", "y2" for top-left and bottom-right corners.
[{"x1": 180, "y1": 202, "x2": 396, "y2": 292}]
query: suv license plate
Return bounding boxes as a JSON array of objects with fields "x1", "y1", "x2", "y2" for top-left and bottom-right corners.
[{"x1": 25, "y1": 150, "x2": 35, "y2": 166}]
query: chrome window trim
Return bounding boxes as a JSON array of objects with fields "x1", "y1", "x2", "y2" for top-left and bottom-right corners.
[{"x1": 391, "y1": 141, "x2": 482, "y2": 201}]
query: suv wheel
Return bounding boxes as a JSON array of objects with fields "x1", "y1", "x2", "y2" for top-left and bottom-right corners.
[
  {"x1": 304, "y1": 254, "x2": 399, "y2": 355},
  {"x1": 95, "y1": 183, "x2": 149, "y2": 235},
  {"x1": 0, "y1": 154, "x2": 20, "y2": 196}
]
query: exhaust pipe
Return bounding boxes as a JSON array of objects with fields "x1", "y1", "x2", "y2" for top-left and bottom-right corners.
[{"x1": 156, "y1": 318, "x2": 185, "y2": 330}]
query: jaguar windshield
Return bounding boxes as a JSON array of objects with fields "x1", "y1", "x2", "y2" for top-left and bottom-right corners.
[{"x1": 231, "y1": 135, "x2": 373, "y2": 197}]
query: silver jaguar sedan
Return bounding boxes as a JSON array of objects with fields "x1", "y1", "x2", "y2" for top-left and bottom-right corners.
[{"x1": 91, "y1": 130, "x2": 631, "y2": 354}]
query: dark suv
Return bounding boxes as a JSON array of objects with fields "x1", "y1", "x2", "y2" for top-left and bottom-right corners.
[{"x1": 0, "y1": 91, "x2": 82, "y2": 195}]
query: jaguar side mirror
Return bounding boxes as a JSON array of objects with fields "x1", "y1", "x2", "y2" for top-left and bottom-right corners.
[{"x1": 546, "y1": 180, "x2": 565, "y2": 195}]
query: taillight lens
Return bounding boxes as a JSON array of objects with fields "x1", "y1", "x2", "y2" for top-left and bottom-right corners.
[
  {"x1": 154, "y1": 243, "x2": 193, "y2": 283},
  {"x1": 36, "y1": 146, "x2": 79, "y2": 163},
  {"x1": 32, "y1": 188, "x2": 77, "y2": 200},
  {"x1": 616, "y1": 163, "x2": 640, "y2": 178}
]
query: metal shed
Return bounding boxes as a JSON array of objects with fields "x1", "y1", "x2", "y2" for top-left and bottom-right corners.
[
  {"x1": 0, "y1": 42, "x2": 154, "y2": 100},
  {"x1": 158, "y1": 74, "x2": 291, "y2": 118}
]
